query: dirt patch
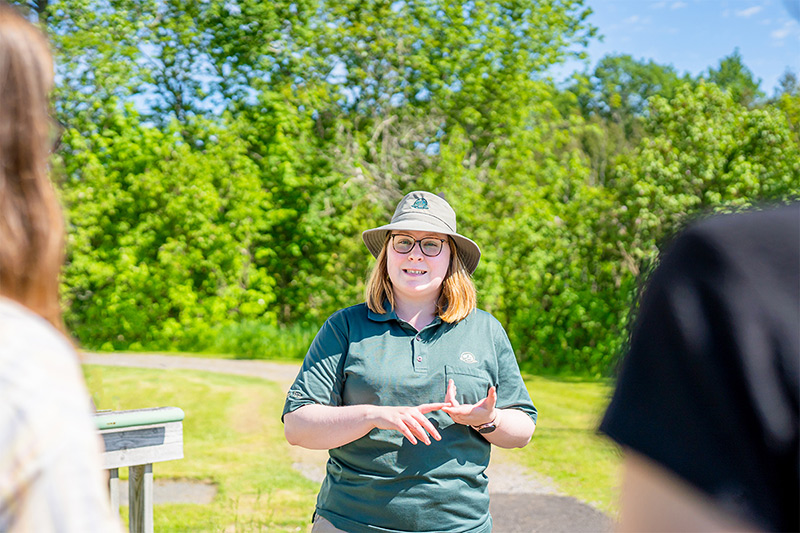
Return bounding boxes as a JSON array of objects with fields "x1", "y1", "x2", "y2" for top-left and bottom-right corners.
[
  {"x1": 117, "y1": 479, "x2": 217, "y2": 505},
  {"x1": 487, "y1": 448, "x2": 558, "y2": 495}
]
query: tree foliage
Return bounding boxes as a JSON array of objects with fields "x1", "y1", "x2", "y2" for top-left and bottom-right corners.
[
  {"x1": 10, "y1": 0, "x2": 798, "y2": 374},
  {"x1": 702, "y1": 48, "x2": 764, "y2": 107}
]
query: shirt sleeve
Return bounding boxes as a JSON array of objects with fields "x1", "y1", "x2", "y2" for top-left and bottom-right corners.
[
  {"x1": 492, "y1": 320, "x2": 537, "y2": 424},
  {"x1": 599, "y1": 207, "x2": 800, "y2": 532},
  {"x1": 282, "y1": 311, "x2": 350, "y2": 421}
]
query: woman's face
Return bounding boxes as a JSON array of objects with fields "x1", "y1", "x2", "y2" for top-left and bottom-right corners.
[{"x1": 386, "y1": 230, "x2": 451, "y2": 306}]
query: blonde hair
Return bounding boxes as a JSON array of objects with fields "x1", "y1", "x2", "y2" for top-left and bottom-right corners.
[
  {"x1": 0, "y1": 4, "x2": 64, "y2": 330},
  {"x1": 365, "y1": 234, "x2": 477, "y2": 323}
]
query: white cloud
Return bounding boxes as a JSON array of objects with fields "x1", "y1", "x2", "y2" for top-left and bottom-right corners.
[
  {"x1": 670, "y1": 1, "x2": 688, "y2": 9},
  {"x1": 650, "y1": 1, "x2": 667, "y2": 8},
  {"x1": 621, "y1": 14, "x2": 653, "y2": 30},
  {"x1": 772, "y1": 27, "x2": 791, "y2": 39},
  {"x1": 735, "y1": 6, "x2": 763, "y2": 18},
  {"x1": 771, "y1": 20, "x2": 797, "y2": 40}
]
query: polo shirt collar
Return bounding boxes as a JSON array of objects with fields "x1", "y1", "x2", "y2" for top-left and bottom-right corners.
[
  {"x1": 368, "y1": 306, "x2": 396, "y2": 323},
  {"x1": 367, "y1": 300, "x2": 443, "y2": 330},
  {"x1": 367, "y1": 299, "x2": 397, "y2": 322}
]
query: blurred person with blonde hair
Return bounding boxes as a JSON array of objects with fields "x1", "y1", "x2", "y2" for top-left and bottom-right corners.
[{"x1": 0, "y1": 3, "x2": 120, "y2": 530}]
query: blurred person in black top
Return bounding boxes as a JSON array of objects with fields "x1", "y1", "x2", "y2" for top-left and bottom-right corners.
[{"x1": 600, "y1": 203, "x2": 799, "y2": 532}]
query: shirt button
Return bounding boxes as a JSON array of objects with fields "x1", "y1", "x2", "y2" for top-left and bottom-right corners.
[{"x1": 417, "y1": 356, "x2": 423, "y2": 362}]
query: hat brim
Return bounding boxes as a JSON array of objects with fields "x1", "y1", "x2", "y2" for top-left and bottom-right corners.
[{"x1": 362, "y1": 221, "x2": 481, "y2": 274}]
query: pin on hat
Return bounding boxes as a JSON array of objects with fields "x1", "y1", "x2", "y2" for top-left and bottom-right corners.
[{"x1": 362, "y1": 191, "x2": 481, "y2": 274}]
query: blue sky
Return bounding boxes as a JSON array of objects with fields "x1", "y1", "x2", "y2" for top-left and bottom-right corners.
[{"x1": 556, "y1": 0, "x2": 800, "y2": 95}]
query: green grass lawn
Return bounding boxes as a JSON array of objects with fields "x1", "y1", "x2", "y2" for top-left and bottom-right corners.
[
  {"x1": 517, "y1": 375, "x2": 621, "y2": 516},
  {"x1": 84, "y1": 361, "x2": 621, "y2": 531}
]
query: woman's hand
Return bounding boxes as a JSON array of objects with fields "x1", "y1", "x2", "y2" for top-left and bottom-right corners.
[
  {"x1": 440, "y1": 379, "x2": 535, "y2": 448},
  {"x1": 367, "y1": 403, "x2": 448, "y2": 445},
  {"x1": 441, "y1": 379, "x2": 497, "y2": 428}
]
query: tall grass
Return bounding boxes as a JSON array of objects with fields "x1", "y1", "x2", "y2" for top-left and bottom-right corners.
[{"x1": 196, "y1": 321, "x2": 318, "y2": 360}]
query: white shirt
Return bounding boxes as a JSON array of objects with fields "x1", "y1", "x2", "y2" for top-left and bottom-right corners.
[{"x1": 0, "y1": 297, "x2": 121, "y2": 532}]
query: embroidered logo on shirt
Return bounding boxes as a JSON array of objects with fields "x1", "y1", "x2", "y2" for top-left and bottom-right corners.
[
  {"x1": 460, "y1": 352, "x2": 477, "y2": 364},
  {"x1": 411, "y1": 197, "x2": 429, "y2": 209},
  {"x1": 287, "y1": 390, "x2": 303, "y2": 399}
]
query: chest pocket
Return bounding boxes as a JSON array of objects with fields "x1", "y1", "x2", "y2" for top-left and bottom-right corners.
[{"x1": 445, "y1": 365, "x2": 493, "y2": 405}]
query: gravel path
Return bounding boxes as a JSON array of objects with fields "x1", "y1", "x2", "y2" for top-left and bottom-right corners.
[{"x1": 84, "y1": 352, "x2": 612, "y2": 532}]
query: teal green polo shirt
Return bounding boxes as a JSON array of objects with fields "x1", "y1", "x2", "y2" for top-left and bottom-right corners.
[{"x1": 282, "y1": 303, "x2": 537, "y2": 533}]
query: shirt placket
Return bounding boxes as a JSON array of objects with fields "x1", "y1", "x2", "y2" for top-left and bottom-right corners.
[
  {"x1": 412, "y1": 329, "x2": 428, "y2": 373},
  {"x1": 412, "y1": 320, "x2": 443, "y2": 373}
]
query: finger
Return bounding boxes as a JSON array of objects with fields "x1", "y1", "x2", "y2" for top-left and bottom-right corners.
[
  {"x1": 473, "y1": 386, "x2": 496, "y2": 410},
  {"x1": 486, "y1": 386, "x2": 497, "y2": 410},
  {"x1": 472, "y1": 385, "x2": 497, "y2": 410},
  {"x1": 446, "y1": 379, "x2": 460, "y2": 406},
  {"x1": 398, "y1": 424, "x2": 418, "y2": 445},
  {"x1": 414, "y1": 412, "x2": 442, "y2": 441},
  {"x1": 405, "y1": 418, "x2": 431, "y2": 445},
  {"x1": 441, "y1": 405, "x2": 473, "y2": 417},
  {"x1": 417, "y1": 402, "x2": 448, "y2": 414},
  {"x1": 444, "y1": 379, "x2": 454, "y2": 403}
]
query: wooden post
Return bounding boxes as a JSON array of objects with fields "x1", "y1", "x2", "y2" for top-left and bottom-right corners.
[
  {"x1": 128, "y1": 463, "x2": 153, "y2": 533},
  {"x1": 108, "y1": 468, "x2": 120, "y2": 515}
]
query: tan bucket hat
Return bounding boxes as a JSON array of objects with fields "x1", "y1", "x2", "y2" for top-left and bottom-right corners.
[{"x1": 362, "y1": 191, "x2": 481, "y2": 274}]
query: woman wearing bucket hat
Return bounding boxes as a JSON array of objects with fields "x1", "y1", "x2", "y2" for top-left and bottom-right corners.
[{"x1": 283, "y1": 191, "x2": 537, "y2": 533}]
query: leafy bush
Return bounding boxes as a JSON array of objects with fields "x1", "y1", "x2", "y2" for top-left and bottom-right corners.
[{"x1": 59, "y1": 111, "x2": 279, "y2": 351}]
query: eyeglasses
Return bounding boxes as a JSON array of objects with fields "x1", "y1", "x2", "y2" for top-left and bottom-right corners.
[
  {"x1": 49, "y1": 116, "x2": 66, "y2": 153},
  {"x1": 390, "y1": 234, "x2": 447, "y2": 257}
]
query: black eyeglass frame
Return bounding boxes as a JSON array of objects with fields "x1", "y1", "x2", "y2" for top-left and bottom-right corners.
[
  {"x1": 49, "y1": 116, "x2": 67, "y2": 153},
  {"x1": 390, "y1": 233, "x2": 448, "y2": 257}
]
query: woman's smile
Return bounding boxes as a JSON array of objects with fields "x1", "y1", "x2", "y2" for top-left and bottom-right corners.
[{"x1": 387, "y1": 230, "x2": 450, "y2": 303}]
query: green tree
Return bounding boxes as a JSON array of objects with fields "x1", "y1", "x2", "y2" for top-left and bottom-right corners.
[
  {"x1": 307, "y1": 0, "x2": 597, "y2": 204},
  {"x1": 280, "y1": 0, "x2": 601, "y2": 330},
  {"x1": 578, "y1": 54, "x2": 686, "y2": 123},
  {"x1": 702, "y1": 48, "x2": 764, "y2": 107},
  {"x1": 772, "y1": 69, "x2": 800, "y2": 142},
  {"x1": 233, "y1": 91, "x2": 372, "y2": 324},
  {"x1": 11, "y1": 0, "x2": 158, "y2": 137},
  {"x1": 613, "y1": 82, "x2": 799, "y2": 255},
  {"x1": 417, "y1": 81, "x2": 623, "y2": 375},
  {"x1": 567, "y1": 54, "x2": 690, "y2": 185},
  {"x1": 29, "y1": 0, "x2": 799, "y2": 379},
  {"x1": 533, "y1": 82, "x2": 800, "y2": 374},
  {"x1": 595, "y1": 83, "x2": 800, "y2": 368}
]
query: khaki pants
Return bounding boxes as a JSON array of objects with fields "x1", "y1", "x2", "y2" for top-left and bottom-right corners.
[{"x1": 311, "y1": 514, "x2": 348, "y2": 533}]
